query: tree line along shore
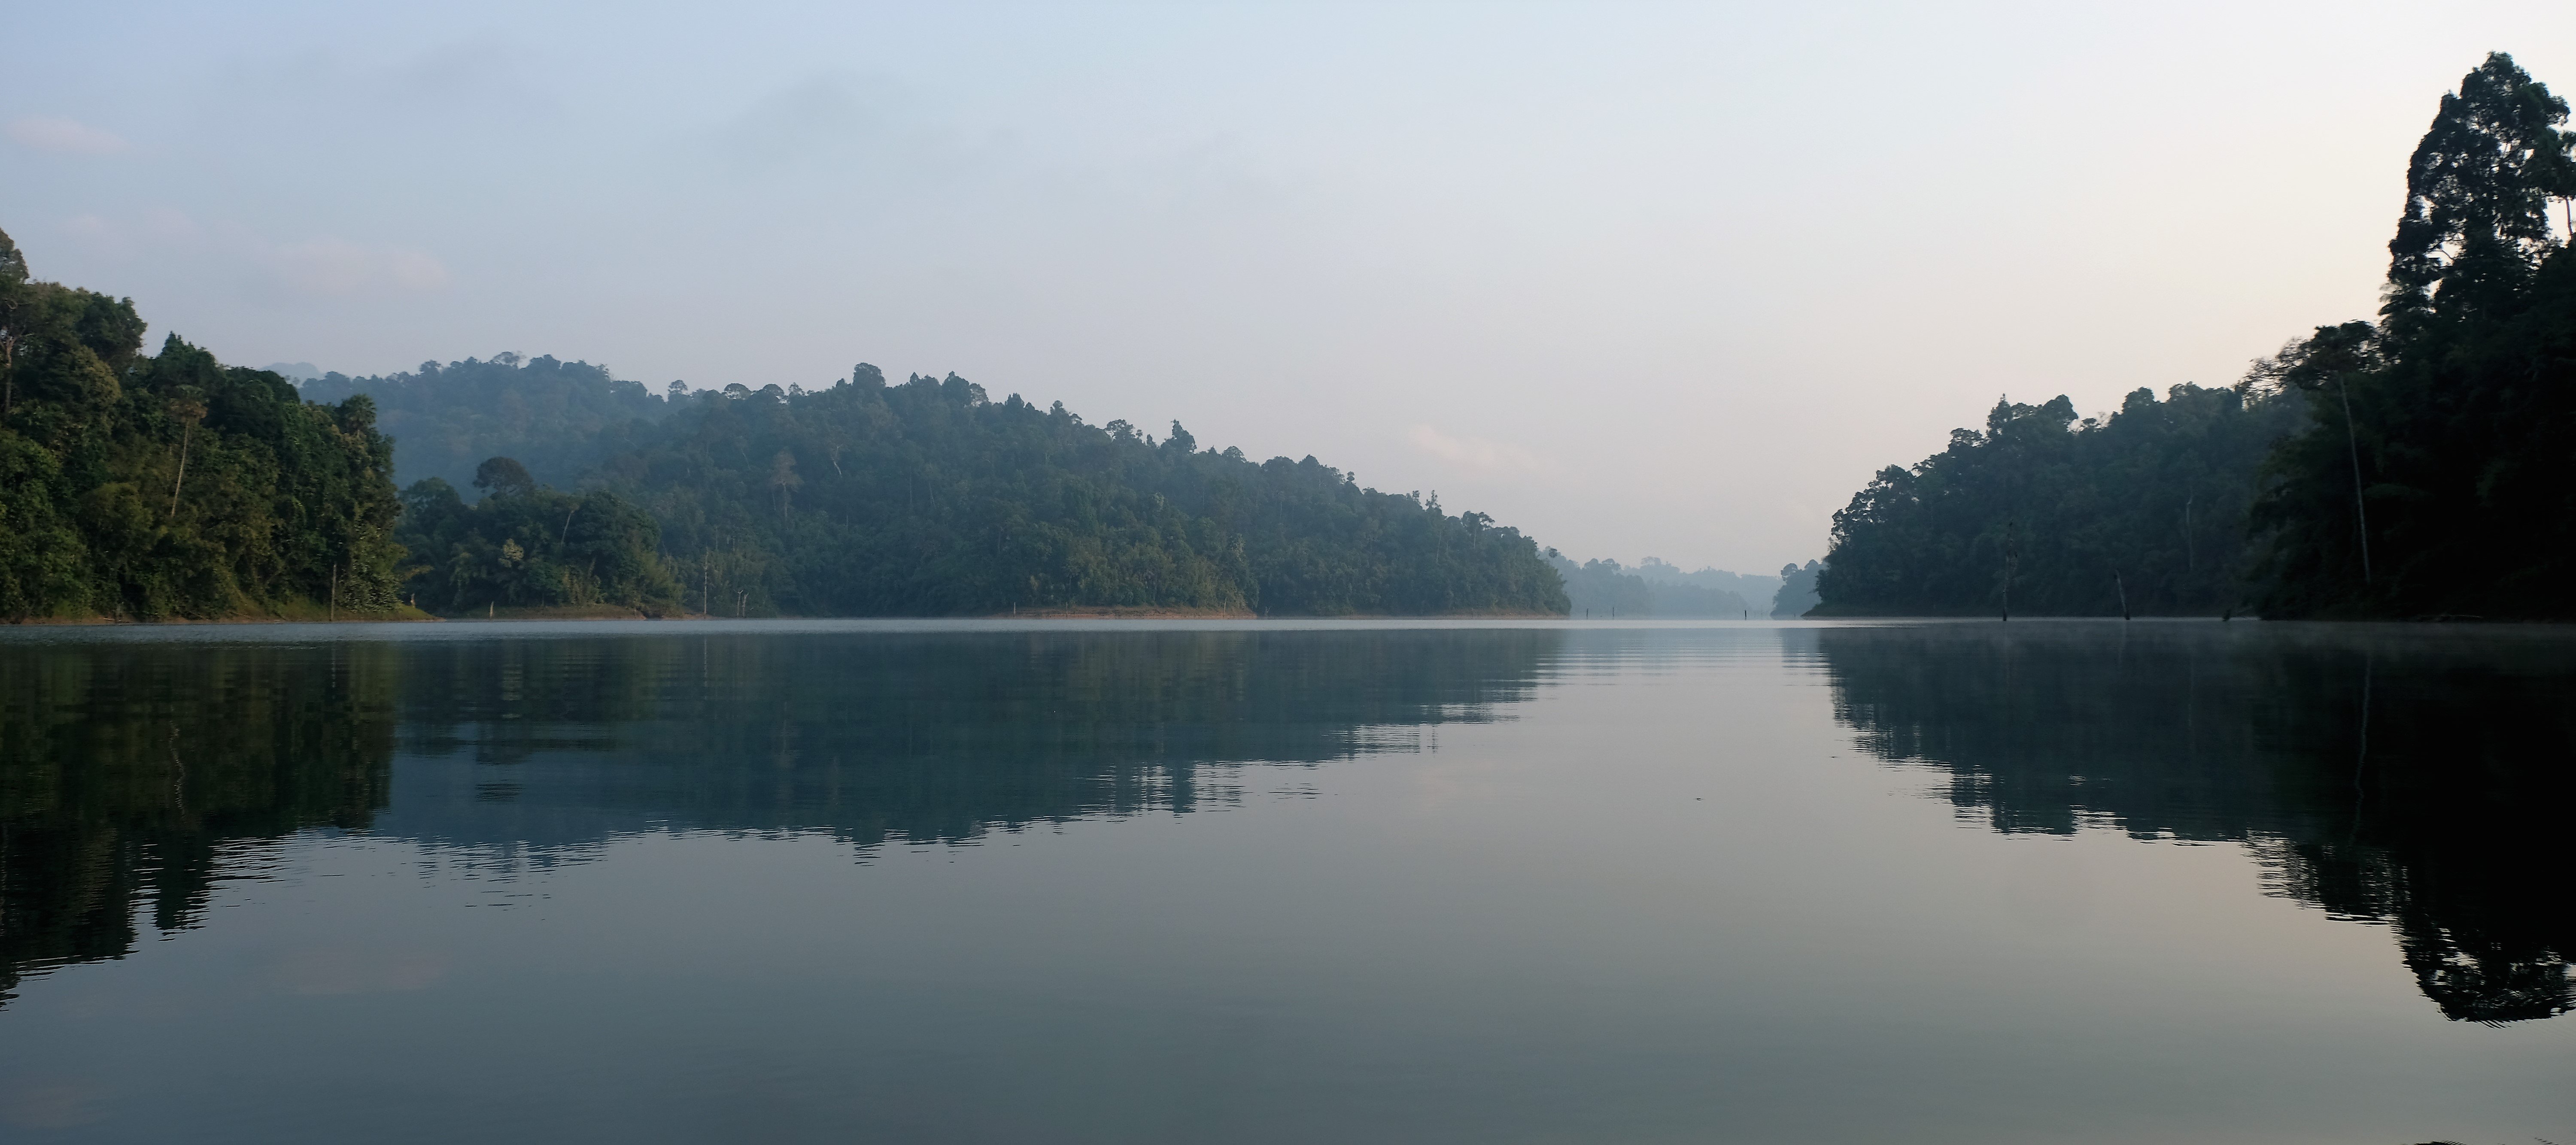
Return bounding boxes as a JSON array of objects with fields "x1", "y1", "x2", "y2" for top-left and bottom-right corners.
[
  {"x1": 0, "y1": 251, "x2": 1566, "y2": 621},
  {"x1": 6, "y1": 55, "x2": 2567, "y2": 624}
]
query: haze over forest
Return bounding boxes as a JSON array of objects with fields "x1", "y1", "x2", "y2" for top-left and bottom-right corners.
[{"x1": 9, "y1": 2, "x2": 2574, "y2": 576}]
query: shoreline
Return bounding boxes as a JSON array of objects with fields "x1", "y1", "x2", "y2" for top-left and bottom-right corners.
[{"x1": 11, "y1": 606, "x2": 1582, "y2": 627}]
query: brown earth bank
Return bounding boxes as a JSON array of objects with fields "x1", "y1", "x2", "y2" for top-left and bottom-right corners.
[
  {"x1": 988, "y1": 607, "x2": 1572, "y2": 619},
  {"x1": 7, "y1": 602, "x2": 443, "y2": 625},
  {"x1": 992, "y1": 605, "x2": 1258, "y2": 619},
  {"x1": 434, "y1": 603, "x2": 664, "y2": 621},
  {"x1": 15, "y1": 604, "x2": 1582, "y2": 625},
  {"x1": 1802, "y1": 604, "x2": 2246, "y2": 619}
]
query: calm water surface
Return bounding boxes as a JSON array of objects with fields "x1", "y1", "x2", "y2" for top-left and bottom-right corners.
[{"x1": 1, "y1": 619, "x2": 2569, "y2": 1143}]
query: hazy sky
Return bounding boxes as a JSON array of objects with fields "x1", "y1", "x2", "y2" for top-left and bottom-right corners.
[{"x1": 9, "y1": 2, "x2": 2573, "y2": 572}]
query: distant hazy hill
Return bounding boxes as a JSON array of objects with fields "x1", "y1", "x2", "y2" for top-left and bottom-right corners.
[
  {"x1": 300, "y1": 353, "x2": 677, "y2": 493},
  {"x1": 1632, "y1": 558, "x2": 1779, "y2": 605},
  {"x1": 1548, "y1": 555, "x2": 1755, "y2": 618},
  {"x1": 382, "y1": 363, "x2": 1567, "y2": 618}
]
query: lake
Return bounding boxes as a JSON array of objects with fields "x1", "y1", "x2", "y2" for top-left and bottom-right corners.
[{"x1": 1, "y1": 619, "x2": 2569, "y2": 1143}]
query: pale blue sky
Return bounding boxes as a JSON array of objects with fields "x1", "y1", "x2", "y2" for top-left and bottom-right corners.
[{"x1": 8, "y1": 1, "x2": 2572, "y2": 571}]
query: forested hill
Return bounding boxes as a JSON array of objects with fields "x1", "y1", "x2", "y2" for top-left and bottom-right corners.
[
  {"x1": 0, "y1": 228, "x2": 404, "y2": 621},
  {"x1": 1815, "y1": 52, "x2": 2576, "y2": 620},
  {"x1": 300, "y1": 354, "x2": 676, "y2": 492},
  {"x1": 395, "y1": 367, "x2": 1569, "y2": 617},
  {"x1": 1817, "y1": 385, "x2": 2298, "y2": 617}
]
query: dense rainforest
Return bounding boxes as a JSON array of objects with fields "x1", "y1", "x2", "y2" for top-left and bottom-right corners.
[
  {"x1": 2252, "y1": 53, "x2": 2576, "y2": 618},
  {"x1": 0, "y1": 242, "x2": 1561, "y2": 621},
  {"x1": 1816, "y1": 384, "x2": 2299, "y2": 616},
  {"x1": 603, "y1": 370, "x2": 1565, "y2": 616},
  {"x1": 0, "y1": 229, "x2": 404, "y2": 621},
  {"x1": 1815, "y1": 53, "x2": 2576, "y2": 619},
  {"x1": 374, "y1": 363, "x2": 1567, "y2": 617},
  {"x1": 396, "y1": 457, "x2": 684, "y2": 615}
]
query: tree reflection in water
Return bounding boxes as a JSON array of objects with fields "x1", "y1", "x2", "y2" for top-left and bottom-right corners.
[
  {"x1": 1811, "y1": 622, "x2": 2576, "y2": 1024},
  {"x1": 0, "y1": 627, "x2": 1557, "y2": 1003},
  {"x1": 0, "y1": 643, "x2": 396, "y2": 1003}
]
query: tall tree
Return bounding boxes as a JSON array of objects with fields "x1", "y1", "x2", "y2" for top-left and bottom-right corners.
[
  {"x1": 0, "y1": 227, "x2": 28, "y2": 424},
  {"x1": 2384, "y1": 53, "x2": 2576, "y2": 332},
  {"x1": 2254, "y1": 53, "x2": 2576, "y2": 618}
]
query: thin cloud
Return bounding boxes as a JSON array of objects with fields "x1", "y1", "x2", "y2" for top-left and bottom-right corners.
[
  {"x1": 54, "y1": 211, "x2": 449, "y2": 298},
  {"x1": 711, "y1": 76, "x2": 882, "y2": 171},
  {"x1": 263, "y1": 237, "x2": 451, "y2": 297},
  {"x1": 6, "y1": 115, "x2": 128, "y2": 156},
  {"x1": 1409, "y1": 425, "x2": 1552, "y2": 473}
]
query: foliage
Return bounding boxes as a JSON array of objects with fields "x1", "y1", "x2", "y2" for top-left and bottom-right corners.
[
  {"x1": 0, "y1": 228, "x2": 404, "y2": 621},
  {"x1": 1811, "y1": 54, "x2": 2576, "y2": 620},
  {"x1": 394, "y1": 469, "x2": 683, "y2": 615},
  {"x1": 2254, "y1": 53, "x2": 2576, "y2": 618},
  {"x1": 1816, "y1": 385, "x2": 2299, "y2": 616},
  {"x1": 587, "y1": 369, "x2": 1567, "y2": 616},
  {"x1": 301, "y1": 353, "x2": 677, "y2": 492}
]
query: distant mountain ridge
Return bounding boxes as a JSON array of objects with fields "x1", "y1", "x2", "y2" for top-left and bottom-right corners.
[
  {"x1": 1548, "y1": 555, "x2": 1764, "y2": 618},
  {"x1": 339, "y1": 358, "x2": 1568, "y2": 617},
  {"x1": 1631, "y1": 558, "x2": 1779, "y2": 603}
]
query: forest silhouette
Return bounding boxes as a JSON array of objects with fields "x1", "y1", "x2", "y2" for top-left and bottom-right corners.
[{"x1": 1816, "y1": 53, "x2": 2576, "y2": 620}]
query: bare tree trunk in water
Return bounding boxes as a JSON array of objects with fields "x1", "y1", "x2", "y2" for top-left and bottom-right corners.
[
  {"x1": 2339, "y1": 376, "x2": 2371, "y2": 584},
  {"x1": 2001, "y1": 519, "x2": 2017, "y2": 622},
  {"x1": 2182, "y1": 494, "x2": 2194, "y2": 573},
  {"x1": 2114, "y1": 569, "x2": 2129, "y2": 621},
  {"x1": 168, "y1": 422, "x2": 191, "y2": 521}
]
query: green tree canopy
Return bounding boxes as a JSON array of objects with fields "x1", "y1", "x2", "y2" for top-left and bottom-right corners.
[
  {"x1": 0, "y1": 229, "x2": 403, "y2": 621},
  {"x1": 579, "y1": 371, "x2": 1567, "y2": 617},
  {"x1": 396, "y1": 469, "x2": 681, "y2": 615}
]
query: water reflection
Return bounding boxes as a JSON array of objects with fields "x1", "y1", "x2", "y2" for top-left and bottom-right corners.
[
  {"x1": 1812, "y1": 622, "x2": 2576, "y2": 1024},
  {"x1": 0, "y1": 627, "x2": 1557, "y2": 1001},
  {"x1": 0, "y1": 643, "x2": 395, "y2": 1003}
]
